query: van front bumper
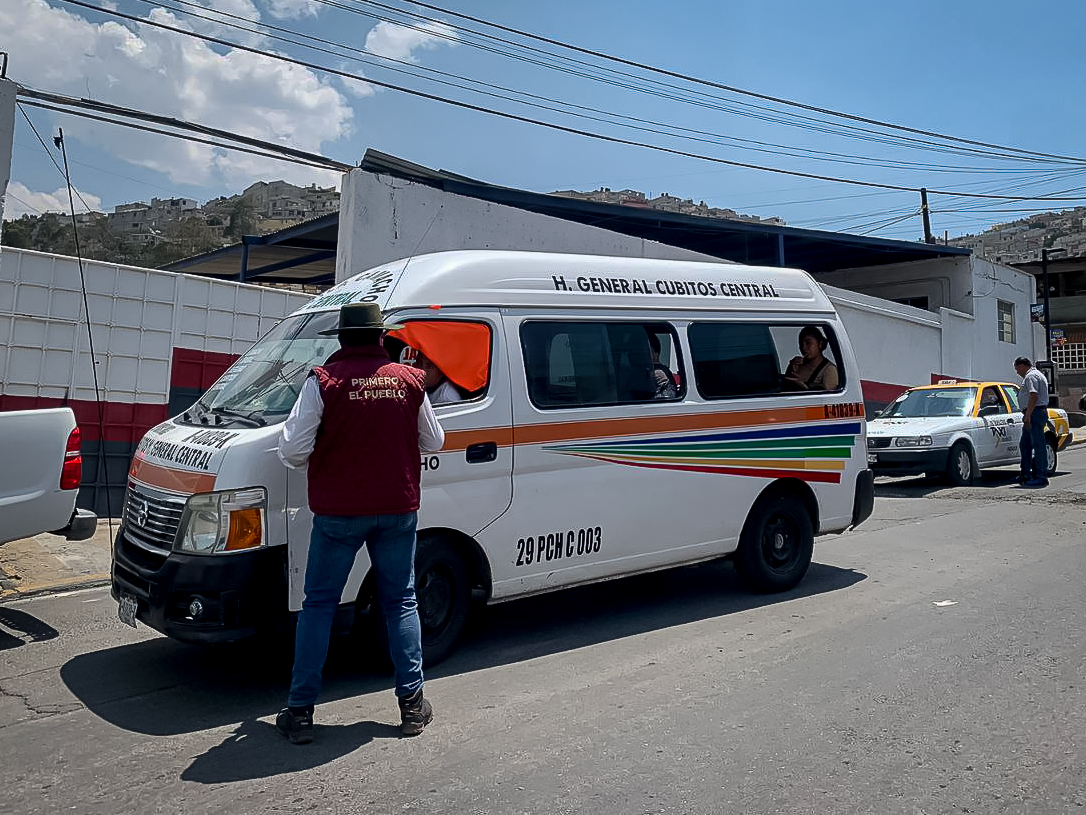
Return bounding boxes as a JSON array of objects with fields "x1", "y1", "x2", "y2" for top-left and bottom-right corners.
[{"x1": 111, "y1": 522, "x2": 287, "y2": 644}]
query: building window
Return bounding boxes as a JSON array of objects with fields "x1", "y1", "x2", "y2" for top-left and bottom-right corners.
[{"x1": 997, "y1": 300, "x2": 1015, "y2": 343}]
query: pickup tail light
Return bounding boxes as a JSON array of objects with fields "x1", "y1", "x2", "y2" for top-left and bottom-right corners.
[{"x1": 60, "y1": 426, "x2": 83, "y2": 490}]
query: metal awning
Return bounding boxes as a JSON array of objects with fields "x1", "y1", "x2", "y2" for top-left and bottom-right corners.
[{"x1": 162, "y1": 212, "x2": 338, "y2": 285}]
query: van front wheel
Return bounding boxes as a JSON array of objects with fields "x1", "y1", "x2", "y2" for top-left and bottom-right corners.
[{"x1": 734, "y1": 494, "x2": 814, "y2": 593}]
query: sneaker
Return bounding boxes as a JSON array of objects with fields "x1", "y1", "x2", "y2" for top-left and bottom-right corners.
[
  {"x1": 398, "y1": 689, "x2": 433, "y2": 737},
  {"x1": 1025, "y1": 478, "x2": 1049, "y2": 488},
  {"x1": 276, "y1": 708, "x2": 314, "y2": 744}
]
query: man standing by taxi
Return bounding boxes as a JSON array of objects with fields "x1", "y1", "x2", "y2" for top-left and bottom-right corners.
[
  {"x1": 275, "y1": 302, "x2": 445, "y2": 743},
  {"x1": 1014, "y1": 356, "x2": 1050, "y2": 488}
]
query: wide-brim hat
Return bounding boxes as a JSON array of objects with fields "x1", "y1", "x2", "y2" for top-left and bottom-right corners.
[{"x1": 318, "y1": 302, "x2": 405, "y2": 334}]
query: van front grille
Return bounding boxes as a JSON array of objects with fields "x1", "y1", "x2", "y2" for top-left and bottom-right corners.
[{"x1": 123, "y1": 482, "x2": 185, "y2": 552}]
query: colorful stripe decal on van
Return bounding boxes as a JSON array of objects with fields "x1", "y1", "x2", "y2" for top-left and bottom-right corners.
[{"x1": 542, "y1": 421, "x2": 862, "y2": 484}]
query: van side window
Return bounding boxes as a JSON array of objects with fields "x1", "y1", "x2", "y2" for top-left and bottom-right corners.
[
  {"x1": 520, "y1": 321, "x2": 683, "y2": 408},
  {"x1": 384, "y1": 319, "x2": 492, "y2": 403},
  {"x1": 688, "y1": 323, "x2": 843, "y2": 399}
]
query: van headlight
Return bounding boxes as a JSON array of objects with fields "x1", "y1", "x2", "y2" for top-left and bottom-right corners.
[
  {"x1": 175, "y1": 488, "x2": 267, "y2": 554},
  {"x1": 894, "y1": 436, "x2": 933, "y2": 447}
]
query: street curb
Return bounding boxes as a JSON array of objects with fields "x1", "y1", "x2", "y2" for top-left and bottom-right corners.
[{"x1": 0, "y1": 573, "x2": 111, "y2": 604}]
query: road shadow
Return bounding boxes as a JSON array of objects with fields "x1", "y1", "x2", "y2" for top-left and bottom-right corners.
[
  {"x1": 873, "y1": 467, "x2": 1066, "y2": 497},
  {"x1": 61, "y1": 558, "x2": 865, "y2": 740},
  {"x1": 0, "y1": 607, "x2": 59, "y2": 649},
  {"x1": 181, "y1": 719, "x2": 402, "y2": 783}
]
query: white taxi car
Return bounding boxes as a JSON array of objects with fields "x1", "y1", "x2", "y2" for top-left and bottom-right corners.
[{"x1": 867, "y1": 381, "x2": 1070, "y2": 485}]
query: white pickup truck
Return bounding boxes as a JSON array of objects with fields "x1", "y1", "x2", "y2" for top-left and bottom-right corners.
[{"x1": 0, "y1": 407, "x2": 97, "y2": 545}]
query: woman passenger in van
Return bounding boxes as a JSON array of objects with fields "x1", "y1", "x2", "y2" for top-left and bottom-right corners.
[
  {"x1": 647, "y1": 330, "x2": 679, "y2": 399},
  {"x1": 783, "y1": 325, "x2": 839, "y2": 391},
  {"x1": 415, "y1": 350, "x2": 466, "y2": 404}
]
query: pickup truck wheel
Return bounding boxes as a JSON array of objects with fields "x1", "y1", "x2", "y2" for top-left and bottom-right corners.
[
  {"x1": 1046, "y1": 438, "x2": 1058, "y2": 477},
  {"x1": 945, "y1": 442, "x2": 975, "y2": 486},
  {"x1": 734, "y1": 494, "x2": 814, "y2": 593}
]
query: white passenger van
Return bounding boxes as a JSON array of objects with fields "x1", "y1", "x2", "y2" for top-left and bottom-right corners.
[{"x1": 112, "y1": 251, "x2": 874, "y2": 661}]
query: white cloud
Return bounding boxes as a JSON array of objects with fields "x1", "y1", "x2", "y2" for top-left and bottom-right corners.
[
  {"x1": 3, "y1": 182, "x2": 104, "y2": 220},
  {"x1": 3, "y1": 2, "x2": 461, "y2": 200},
  {"x1": 262, "y1": 0, "x2": 320, "y2": 20},
  {"x1": 2, "y1": 0, "x2": 352, "y2": 190},
  {"x1": 364, "y1": 20, "x2": 459, "y2": 63}
]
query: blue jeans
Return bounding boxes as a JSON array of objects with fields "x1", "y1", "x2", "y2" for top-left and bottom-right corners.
[
  {"x1": 288, "y1": 512, "x2": 423, "y2": 708},
  {"x1": 1019, "y1": 406, "x2": 1048, "y2": 480}
]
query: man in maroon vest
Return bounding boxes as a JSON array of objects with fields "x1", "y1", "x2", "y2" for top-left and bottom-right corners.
[{"x1": 275, "y1": 302, "x2": 445, "y2": 743}]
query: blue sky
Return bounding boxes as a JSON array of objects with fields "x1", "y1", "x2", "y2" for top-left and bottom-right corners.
[{"x1": 3, "y1": 0, "x2": 1086, "y2": 241}]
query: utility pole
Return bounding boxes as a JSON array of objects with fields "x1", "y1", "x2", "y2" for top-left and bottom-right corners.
[
  {"x1": 1041, "y1": 247, "x2": 1052, "y2": 361},
  {"x1": 920, "y1": 188, "x2": 934, "y2": 244},
  {"x1": 0, "y1": 54, "x2": 15, "y2": 235}
]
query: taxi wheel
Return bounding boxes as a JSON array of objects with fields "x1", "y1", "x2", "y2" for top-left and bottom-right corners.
[
  {"x1": 1046, "y1": 439, "x2": 1058, "y2": 477},
  {"x1": 734, "y1": 493, "x2": 814, "y2": 593},
  {"x1": 945, "y1": 442, "x2": 975, "y2": 486}
]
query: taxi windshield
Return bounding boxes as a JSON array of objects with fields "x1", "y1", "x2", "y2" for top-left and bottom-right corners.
[
  {"x1": 881, "y1": 387, "x2": 977, "y2": 419},
  {"x1": 190, "y1": 310, "x2": 340, "y2": 425}
]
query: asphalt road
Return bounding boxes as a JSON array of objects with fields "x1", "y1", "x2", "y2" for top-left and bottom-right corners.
[{"x1": 1, "y1": 453, "x2": 1085, "y2": 814}]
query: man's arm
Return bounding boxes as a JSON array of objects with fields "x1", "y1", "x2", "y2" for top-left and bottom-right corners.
[
  {"x1": 277, "y1": 374, "x2": 323, "y2": 469},
  {"x1": 1024, "y1": 388, "x2": 1038, "y2": 427},
  {"x1": 418, "y1": 395, "x2": 445, "y2": 452}
]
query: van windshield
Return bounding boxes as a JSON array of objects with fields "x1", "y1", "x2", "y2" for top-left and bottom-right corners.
[{"x1": 188, "y1": 310, "x2": 340, "y2": 426}]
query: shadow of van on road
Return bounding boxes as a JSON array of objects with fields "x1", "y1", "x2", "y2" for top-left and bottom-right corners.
[{"x1": 61, "y1": 558, "x2": 865, "y2": 738}]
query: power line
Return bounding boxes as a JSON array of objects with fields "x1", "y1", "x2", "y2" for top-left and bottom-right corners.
[
  {"x1": 51, "y1": 0, "x2": 1086, "y2": 203},
  {"x1": 16, "y1": 88, "x2": 353, "y2": 172},
  {"x1": 17, "y1": 104, "x2": 99, "y2": 214},
  {"x1": 384, "y1": 0, "x2": 1086, "y2": 165},
  {"x1": 135, "y1": 0, "x2": 1061, "y2": 177}
]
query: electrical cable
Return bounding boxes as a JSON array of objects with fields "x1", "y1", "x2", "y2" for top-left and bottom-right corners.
[
  {"x1": 17, "y1": 94, "x2": 352, "y2": 172},
  {"x1": 382, "y1": 0, "x2": 1086, "y2": 165},
  {"x1": 18, "y1": 104, "x2": 99, "y2": 215},
  {"x1": 133, "y1": 0, "x2": 1061, "y2": 175},
  {"x1": 48, "y1": 0, "x2": 1086, "y2": 202}
]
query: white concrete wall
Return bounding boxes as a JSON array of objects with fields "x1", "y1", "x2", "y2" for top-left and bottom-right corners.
[
  {"x1": 336, "y1": 169, "x2": 724, "y2": 280},
  {"x1": 0, "y1": 247, "x2": 311, "y2": 404},
  {"x1": 822, "y1": 284, "x2": 943, "y2": 387},
  {"x1": 819, "y1": 255, "x2": 1036, "y2": 380},
  {"x1": 817, "y1": 255, "x2": 974, "y2": 314}
]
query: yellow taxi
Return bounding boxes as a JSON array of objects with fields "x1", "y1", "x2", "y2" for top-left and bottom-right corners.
[{"x1": 867, "y1": 381, "x2": 1070, "y2": 484}]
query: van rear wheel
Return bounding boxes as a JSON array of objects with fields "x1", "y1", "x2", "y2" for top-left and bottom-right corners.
[{"x1": 734, "y1": 494, "x2": 814, "y2": 593}]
